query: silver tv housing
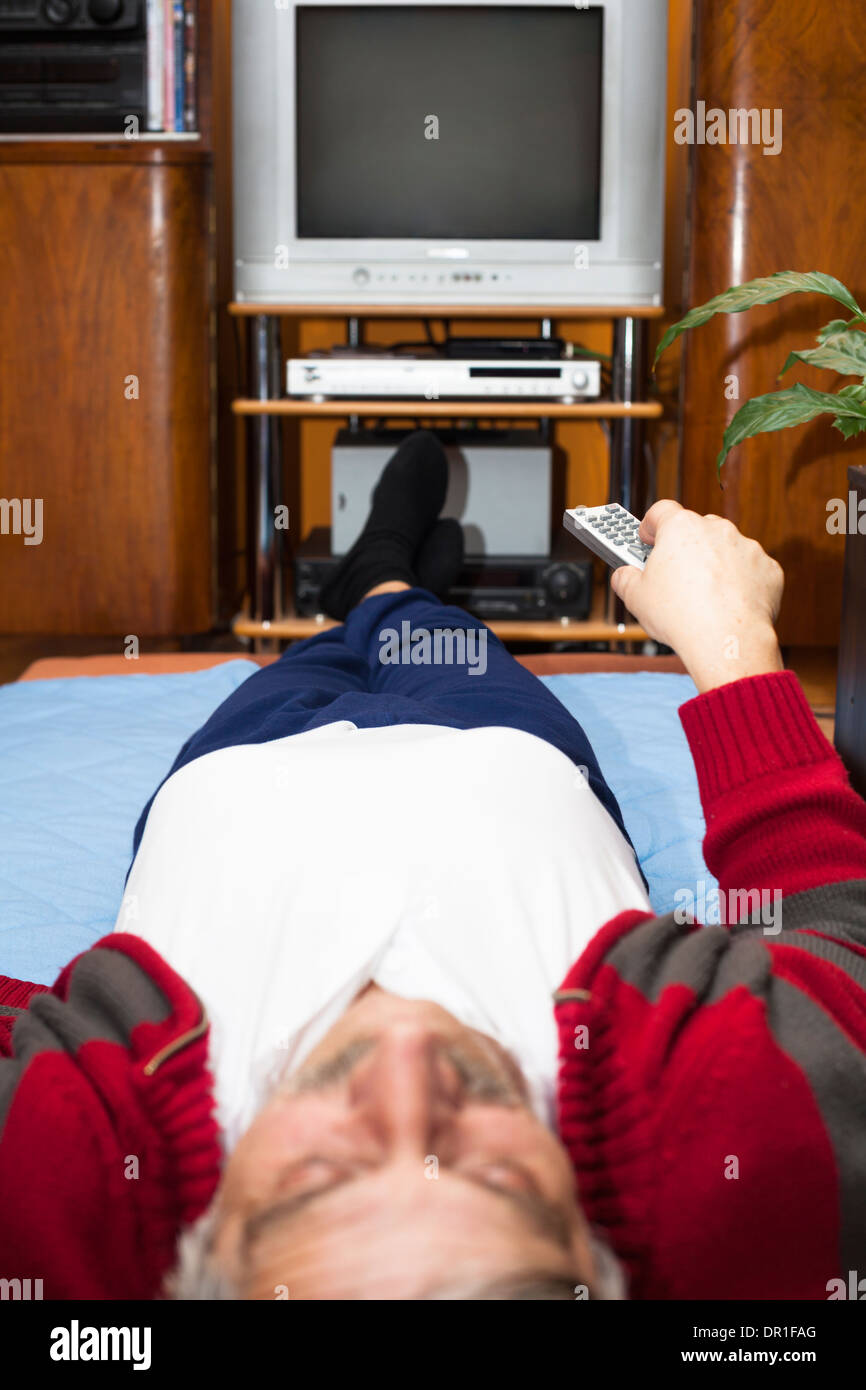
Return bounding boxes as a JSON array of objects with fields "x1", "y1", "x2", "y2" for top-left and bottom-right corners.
[{"x1": 233, "y1": 0, "x2": 668, "y2": 307}]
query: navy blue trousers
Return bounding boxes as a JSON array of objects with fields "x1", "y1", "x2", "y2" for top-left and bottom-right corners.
[{"x1": 133, "y1": 588, "x2": 634, "y2": 861}]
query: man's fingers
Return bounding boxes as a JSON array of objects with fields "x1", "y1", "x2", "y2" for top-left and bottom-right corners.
[{"x1": 639, "y1": 498, "x2": 683, "y2": 545}]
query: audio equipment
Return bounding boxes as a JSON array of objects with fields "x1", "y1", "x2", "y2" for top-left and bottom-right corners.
[
  {"x1": 294, "y1": 528, "x2": 593, "y2": 622},
  {"x1": 287, "y1": 353, "x2": 601, "y2": 403},
  {"x1": 0, "y1": 0, "x2": 146, "y2": 134},
  {"x1": 440, "y1": 336, "x2": 566, "y2": 360}
]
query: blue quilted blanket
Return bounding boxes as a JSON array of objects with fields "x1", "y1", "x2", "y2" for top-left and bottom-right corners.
[{"x1": 0, "y1": 662, "x2": 713, "y2": 985}]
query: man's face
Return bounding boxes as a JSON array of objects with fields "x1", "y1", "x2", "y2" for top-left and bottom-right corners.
[{"x1": 211, "y1": 988, "x2": 600, "y2": 1299}]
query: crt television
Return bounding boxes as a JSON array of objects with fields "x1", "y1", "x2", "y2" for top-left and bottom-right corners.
[{"x1": 232, "y1": 0, "x2": 668, "y2": 306}]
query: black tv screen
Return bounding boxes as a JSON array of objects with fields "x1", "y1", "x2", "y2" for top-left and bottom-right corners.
[{"x1": 296, "y1": 5, "x2": 603, "y2": 240}]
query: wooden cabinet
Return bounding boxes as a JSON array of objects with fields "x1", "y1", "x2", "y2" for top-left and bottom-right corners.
[{"x1": 0, "y1": 144, "x2": 214, "y2": 634}]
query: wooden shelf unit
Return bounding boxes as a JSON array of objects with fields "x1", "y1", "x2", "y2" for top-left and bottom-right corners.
[
  {"x1": 0, "y1": 3, "x2": 216, "y2": 637},
  {"x1": 230, "y1": 302, "x2": 663, "y2": 648}
]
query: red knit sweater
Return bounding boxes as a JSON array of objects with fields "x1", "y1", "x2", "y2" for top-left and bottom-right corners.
[
  {"x1": 2, "y1": 670, "x2": 865, "y2": 1299},
  {"x1": 555, "y1": 672, "x2": 866, "y2": 1298}
]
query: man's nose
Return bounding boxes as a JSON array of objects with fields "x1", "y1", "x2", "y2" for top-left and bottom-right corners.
[{"x1": 352, "y1": 1028, "x2": 459, "y2": 1149}]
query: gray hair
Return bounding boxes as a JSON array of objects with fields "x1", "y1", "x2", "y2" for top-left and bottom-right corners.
[
  {"x1": 165, "y1": 1205, "x2": 626, "y2": 1301},
  {"x1": 163, "y1": 1206, "x2": 234, "y2": 1301}
]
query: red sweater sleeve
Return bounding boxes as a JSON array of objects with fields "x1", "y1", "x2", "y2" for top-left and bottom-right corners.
[
  {"x1": 679, "y1": 670, "x2": 866, "y2": 900},
  {"x1": 0, "y1": 976, "x2": 49, "y2": 1058}
]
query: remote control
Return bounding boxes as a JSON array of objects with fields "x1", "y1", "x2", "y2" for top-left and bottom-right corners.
[{"x1": 562, "y1": 503, "x2": 653, "y2": 570}]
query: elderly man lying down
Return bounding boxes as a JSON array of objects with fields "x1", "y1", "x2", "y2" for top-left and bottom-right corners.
[{"x1": 2, "y1": 431, "x2": 865, "y2": 1302}]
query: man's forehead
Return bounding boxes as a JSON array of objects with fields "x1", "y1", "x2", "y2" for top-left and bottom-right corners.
[
  {"x1": 243, "y1": 1179, "x2": 574, "y2": 1300},
  {"x1": 240, "y1": 1161, "x2": 572, "y2": 1280}
]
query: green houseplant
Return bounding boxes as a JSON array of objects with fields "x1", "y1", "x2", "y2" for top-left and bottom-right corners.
[
  {"x1": 654, "y1": 270, "x2": 866, "y2": 476},
  {"x1": 656, "y1": 271, "x2": 866, "y2": 795}
]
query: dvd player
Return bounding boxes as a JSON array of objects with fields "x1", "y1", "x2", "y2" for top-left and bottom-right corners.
[
  {"x1": 287, "y1": 353, "x2": 601, "y2": 402},
  {"x1": 294, "y1": 528, "x2": 593, "y2": 621}
]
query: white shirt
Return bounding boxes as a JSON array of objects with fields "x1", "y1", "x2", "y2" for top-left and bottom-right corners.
[{"x1": 117, "y1": 722, "x2": 649, "y2": 1145}]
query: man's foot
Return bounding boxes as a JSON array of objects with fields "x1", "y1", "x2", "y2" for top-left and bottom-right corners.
[
  {"x1": 416, "y1": 518, "x2": 464, "y2": 598},
  {"x1": 321, "y1": 431, "x2": 448, "y2": 619}
]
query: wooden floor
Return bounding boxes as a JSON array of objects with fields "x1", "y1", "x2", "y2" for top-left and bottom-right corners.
[{"x1": 0, "y1": 633, "x2": 839, "y2": 741}]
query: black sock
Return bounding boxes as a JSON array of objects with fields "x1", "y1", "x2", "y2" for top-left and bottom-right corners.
[
  {"x1": 321, "y1": 431, "x2": 448, "y2": 619},
  {"x1": 416, "y1": 518, "x2": 465, "y2": 598}
]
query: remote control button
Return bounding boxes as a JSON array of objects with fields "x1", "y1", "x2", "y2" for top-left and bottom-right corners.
[{"x1": 628, "y1": 545, "x2": 647, "y2": 560}]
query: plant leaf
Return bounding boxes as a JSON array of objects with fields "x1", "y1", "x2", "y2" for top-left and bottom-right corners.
[
  {"x1": 817, "y1": 318, "x2": 854, "y2": 341},
  {"x1": 716, "y1": 382, "x2": 866, "y2": 473},
  {"x1": 780, "y1": 326, "x2": 866, "y2": 380},
  {"x1": 831, "y1": 384, "x2": 866, "y2": 438},
  {"x1": 833, "y1": 415, "x2": 866, "y2": 440},
  {"x1": 654, "y1": 271, "x2": 864, "y2": 368}
]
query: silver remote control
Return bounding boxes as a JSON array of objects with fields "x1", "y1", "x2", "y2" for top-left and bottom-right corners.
[{"x1": 562, "y1": 503, "x2": 653, "y2": 570}]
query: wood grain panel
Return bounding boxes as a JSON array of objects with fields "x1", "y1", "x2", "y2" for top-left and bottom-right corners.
[
  {"x1": 681, "y1": 0, "x2": 866, "y2": 644},
  {"x1": 0, "y1": 157, "x2": 214, "y2": 633},
  {"x1": 211, "y1": 0, "x2": 247, "y2": 620},
  {"x1": 649, "y1": 0, "x2": 694, "y2": 503}
]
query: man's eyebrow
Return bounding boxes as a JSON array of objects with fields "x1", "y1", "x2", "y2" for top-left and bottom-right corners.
[
  {"x1": 240, "y1": 1166, "x2": 572, "y2": 1257},
  {"x1": 287, "y1": 1038, "x2": 377, "y2": 1092},
  {"x1": 287, "y1": 1037, "x2": 525, "y2": 1105}
]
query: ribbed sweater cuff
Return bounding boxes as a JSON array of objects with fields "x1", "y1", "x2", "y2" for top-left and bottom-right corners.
[
  {"x1": 679, "y1": 670, "x2": 834, "y2": 803},
  {"x1": 0, "y1": 975, "x2": 48, "y2": 1009}
]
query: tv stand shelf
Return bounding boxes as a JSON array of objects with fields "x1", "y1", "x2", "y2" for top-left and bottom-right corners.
[
  {"x1": 230, "y1": 303, "x2": 665, "y2": 320},
  {"x1": 229, "y1": 301, "x2": 663, "y2": 648},
  {"x1": 233, "y1": 584, "x2": 646, "y2": 645},
  {"x1": 233, "y1": 398, "x2": 661, "y2": 420}
]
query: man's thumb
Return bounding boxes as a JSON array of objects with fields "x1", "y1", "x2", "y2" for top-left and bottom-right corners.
[{"x1": 610, "y1": 563, "x2": 639, "y2": 611}]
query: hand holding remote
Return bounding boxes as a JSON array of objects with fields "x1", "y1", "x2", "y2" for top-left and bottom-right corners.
[{"x1": 610, "y1": 500, "x2": 785, "y2": 694}]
